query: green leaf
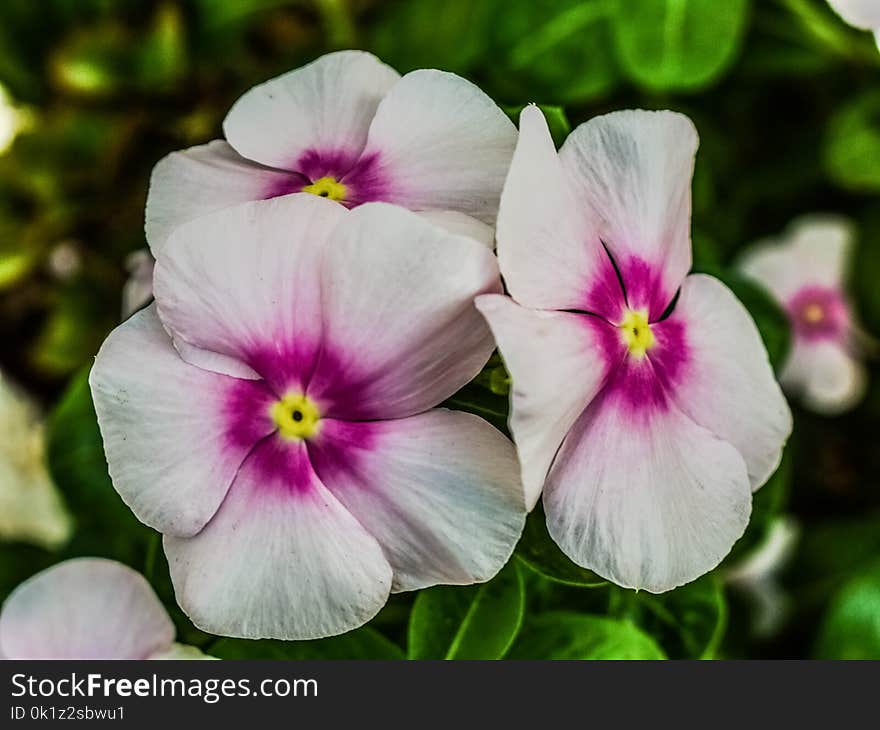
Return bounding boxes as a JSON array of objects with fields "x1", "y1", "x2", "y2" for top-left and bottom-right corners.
[
  {"x1": 824, "y1": 90, "x2": 880, "y2": 192},
  {"x1": 46, "y1": 367, "x2": 154, "y2": 565},
  {"x1": 611, "y1": 0, "x2": 749, "y2": 92},
  {"x1": 443, "y1": 380, "x2": 509, "y2": 434},
  {"x1": 510, "y1": 612, "x2": 666, "y2": 659},
  {"x1": 211, "y1": 627, "x2": 405, "y2": 660},
  {"x1": 814, "y1": 560, "x2": 880, "y2": 660},
  {"x1": 694, "y1": 265, "x2": 791, "y2": 375},
  {"x1": 407, "y1": 560, "x2": 525, "y2": 659},
  {"x1": 631, "y1": 574, "x2": 727, "y2": 659},
  {"x1": 516, "y1": 504, "x2": 606, "y2": 588},
  {"x1": 488, "y1": 0, "x2": 618, "y2": 104}
]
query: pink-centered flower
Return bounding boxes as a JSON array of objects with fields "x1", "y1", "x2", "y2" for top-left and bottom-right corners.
[
  {"x1": 0, "y1": 558, "x2": 209, "y2": 659},
  {"x1": 476, "y1": 106, "x2": 792, "y2": 593},
  {"x1": 740, "y1": 216, "x2": 866, "y2": 414},
  {"x1": 146, "y1": 50, "x2": 517, "y2": 254},
  {"x1": 90, "y1": 195, "x2": 526, "y2": 640}
]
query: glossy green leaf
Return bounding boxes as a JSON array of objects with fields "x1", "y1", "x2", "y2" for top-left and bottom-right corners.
[
  {"x1": 611, "y1": 0, "x2": 749, "y2": 92},
  {"x1": 824, "y1": 90, "x2": 880, "y2": 192},
  {"x1": 515, "y1": 504, "x2": 606, "y2": 588},
  {"x1": 211, "y1": 627, "x2": 405, "y2": 660},
  {"x1": 510, "y1": 612, "x2": 666, "y2": 659},
  {"x1": 814, "y1": 560, "x2": 880, "y2": 659},
  {"x1": 407, "y1": 560, "x2": 525, "y2": 659}
]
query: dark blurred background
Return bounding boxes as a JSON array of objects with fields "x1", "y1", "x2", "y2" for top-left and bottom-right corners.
[{"x1": 1, "y1": 0, "x2": 879, "y2": 659}]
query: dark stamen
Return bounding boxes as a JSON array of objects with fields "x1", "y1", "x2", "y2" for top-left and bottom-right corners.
[
  {"x1": 319, "y1": 190, "x2": 329, "y2": 197},
  {"x1": 292, "y1": 410, "x2": 304, "y2": 422}
]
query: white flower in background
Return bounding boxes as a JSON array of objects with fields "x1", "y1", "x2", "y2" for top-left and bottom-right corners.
[
  {"x1": 146, "y1": 50, "x2": 517, "y2": 253},
  {"x1": 0, "y1": 558, "x2": 211, "y2": 659},
  {"x1": 727, "y1": 517, "x2": 801, "y2": 638},
  {"x1": 477, "y1": 106, "x2": 791, "y2": 593},
  {"x1": 121, "y1": 248, "x2": 155, "y2": 319},
  {"x1": 90, "y1": 196, "x2": 526, "y2": 641},
  {"x1": 0, "y1": 84, "x2": 30, "y2": 156},
  {"x1": 0, "y1": 372, "x2": 70, "y2": 549},
  {"x1": 740, "y1": 216, "x2": 867, "y2": 415},
  {"x1": 827, "y1": 0, "x2": 880, "y2": 45}
]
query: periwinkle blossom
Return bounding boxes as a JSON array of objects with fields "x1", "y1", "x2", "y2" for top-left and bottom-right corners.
[
  {"x1": 90, "y1": 195, "x2": 525, "y2": 640},
  {"x1": 146, "y1": 50, "x2": 516, "y2": 254},
  {"x1": 0, "y1": 558, "x2": 209, "y2": 659},
  {"x1": 0, "y1": 372, "x2": 70, "y2": 549},
  {"x1": 740, "y1": 216, "x2": 866, "y2": 415},
  {"x1": 476, "y1": 106, "x2": 792, "y2": 593}
]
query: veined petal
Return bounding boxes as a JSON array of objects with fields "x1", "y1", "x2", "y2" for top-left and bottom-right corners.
[
  {"x1": 416, "y1": 209, "x2": 495, "y2": 248},
  {"x1": 475, "y1": 294, "x2": 608, "y2": 509},
  {"x1": 145, "y1": 141, "x2": 294, "y2": 256},
  {"x1": 657, "y1": 274, "x2": 792, "y2": 490},
  {"x1": 361, "y1": 69, "x2": 517, "y2": 224},
  {"x1": 0, "y1": 558, "x2": 174, "y2": 659},
  {"x1": 153, "y1": 194, "x2": 346, "y2": 389},
  {"x1": 496, "y1": 106, "x2": 615, "y2": 314},
  {"x1": 308, "y1": 411, "x2": 525, "y2": 592},
  {"x1": 309, "y1": 202, "x2": 501, "y2": 420},
  {"x1": 544, "y1": 395, "x2": 752, "y2": 593},
  {"x1": 164, "y1": 439, "x2": 393, "y2": 640},
  {"x1": 223, "y1": 50, "x2": 399, "y2": 170},
  {"x1": 740, "y1": 216, "x2": 854, "y2": 301},
  {"x1": 781, "y1": 339, "x2": 867, "y2": 415},
  {"x1": 90, "y1": 306, "x2": 277, "y2": 537},
  {"x1": 559, "y1": 110, "x2": 697, "y2": 318}
]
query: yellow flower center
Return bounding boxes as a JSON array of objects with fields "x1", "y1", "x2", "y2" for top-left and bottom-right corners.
[
  {"x1": 803, "y1": 302, "x2": 825, "y2": 324},
  {"x1": 301, "y1": 176, "x2": 347, "y2": 201},
  {"x1": 619, "y1": 309, "x2": 655, "y2": 359},
  {"x1": 271, "y1": 393, "x2": 321, "y2": 441}
]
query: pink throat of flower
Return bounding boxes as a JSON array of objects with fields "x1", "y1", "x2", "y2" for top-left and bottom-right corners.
[{"x1": 786, "y1": 285, "x2": 849, "y2": 342}]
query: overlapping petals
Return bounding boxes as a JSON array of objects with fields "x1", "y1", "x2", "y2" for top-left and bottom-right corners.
[
  {"x1": 740, "y1": 216, "x2": 866, "y2": 414},
  {"x1": 92, "y1": 195, "x2": 525, "y2": 640},
  {"x1": 0, "y1": 558, "x2": 208, "y2": 659},
  {"x1": 146, "y1": 51, "x2": 517, "y2": 254},
  {"x1": 479, "y1": 106, "x2": 791, "y2": 592}
]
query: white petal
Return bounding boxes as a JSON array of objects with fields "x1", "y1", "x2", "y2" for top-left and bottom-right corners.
[
  {"x1": 223, "y1": 50, "x2": 400, "y2": 169},
  {"x1": 559, "y1": 109, "x2": 698, "y2": 316},
  {"x1": 0, "y1": 558, "x2": 174, "y2": 659},
  {"x1": 659, "y1": 274, "x2": 792, "y2": 490},
  {"x1": 475, "y1": 294, "x2": 606, "y2": 509},
  {"x1": 495, "y1": 105, "x2": 609, "y2": 311},
  {"x1": 308, "y1": 411, "x2": 525, "y2": 592},
  {"x1": 145, "y1": 141, "x2": 293, "y2": 255},
  {"x1": 310, "y1": 202, "x2": 500, "y2": 419},
  {"x1": 416, "y1": 209, "x2": 495, "y2": 248},
  {"x1": 781, "y1": 339, "x2": 867, "y2": 415},
  {"x1": 362, "y1": 69, "x2": 517, "y2": 224},
  {"x1": 153, "y1": 194, "x2": 346, "y2": 384},
  {"x1": 90, "y1": 305, "x2": 276, "y2": 537},
  {"x1": 827, "y1": 0, "x2": 880, "y2": 29},
  {"x1": 544, "y1": 399, "x2": 752, "y2": 593},
  {"x1": 165, "y1": 440, "x2": 392, "y2": 640}
]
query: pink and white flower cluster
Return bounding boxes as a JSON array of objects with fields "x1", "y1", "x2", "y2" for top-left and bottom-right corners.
[{"x1": 72, "y1": 50, "x2": 795, "y2": 646}]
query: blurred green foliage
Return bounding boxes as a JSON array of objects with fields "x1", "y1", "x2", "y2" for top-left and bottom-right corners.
[{"x1": 0, "y1": 0, "x2": 879, "y2": 659}]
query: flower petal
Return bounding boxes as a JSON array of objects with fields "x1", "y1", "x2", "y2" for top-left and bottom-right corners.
[
  {"x1": 309, "y1": 202, "x2": 501, "y2": 419},
  {"x1": 361, "y1": 69, "x2": 517, "y2": 224},
  {"x1": 495, "y1": 106, "x2": 613, "y2": 313},
  {"x1": 164, "y1": 439, "x2": 393, "y2": 640},
  {"x1": 475, "y1": 294, "x2": 607, "y2": 509},
  {"x1": 308, "y1": 411, "x2": 525, "y2": 592},
  {"x1": 223, "y1": 50, "x2": 400, "y2": 170},
  {"x1": 0, "y1": 558, "x2": 174, "y2": 659},
  {"x1": 153, "y1": 194, "x2": 346, "y2": 387},
  {"x1": 559, "y1": 109, "x2": 698, "y2": 318},
  {"x1": 145, "y1": 140, "x2": 294, "y2": 255},
  {"x1": 544, "y1": 396, "x2": 752, "y2": 593},
  {"x1": 827, "y1": 0, "x2": 880, "y2": 29},
  {"x1": 781, "y1": 339, "x2": 867, "y2": 415},
  {"x1": 416, "y1": 209, "x2": 495, "y2": 248},
  {"x1": 657, "y1": 274, "x2": 792, "y2": 490},
  {"x1": 740, "y1": 216, "x2": 854, "y2": 300},
  {"x1": 90, "y1": 305, "x2": 276, "y2": 537}
]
